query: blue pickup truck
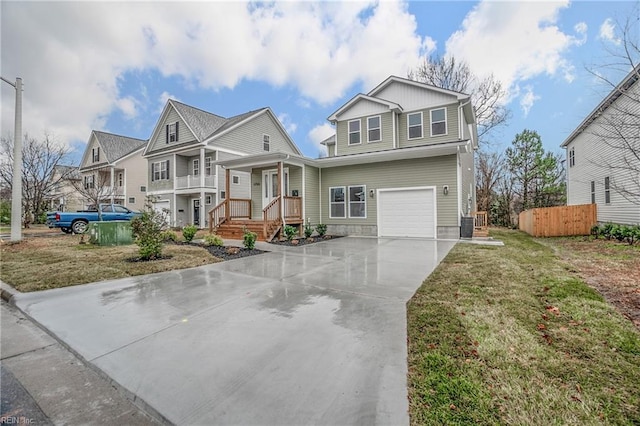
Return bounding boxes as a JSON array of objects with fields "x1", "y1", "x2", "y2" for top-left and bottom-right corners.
[{"x1": 47, "y1": 204, "x2": 140, "y2": 234}]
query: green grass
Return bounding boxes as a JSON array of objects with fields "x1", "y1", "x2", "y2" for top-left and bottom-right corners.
[{"x1": 407, "y1": 229, "x2": 640, "y2": 425}]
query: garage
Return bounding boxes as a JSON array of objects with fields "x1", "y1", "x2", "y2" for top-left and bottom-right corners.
[
  {"x1": 377, "y1": 187, "x2": 436, "y2": 238},
  {"x1": 152, "y1": 200, "x2": 171, "y2": 226}
]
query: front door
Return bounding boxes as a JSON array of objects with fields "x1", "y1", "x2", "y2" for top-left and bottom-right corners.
[
  {"x1": 193, "y1": 199, "x2": 200, "y2": 226},
  {"x1": 262, "y1": 169, "x2": 289, "y2": 209}
]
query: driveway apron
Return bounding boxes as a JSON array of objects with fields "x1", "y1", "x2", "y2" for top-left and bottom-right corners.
[{"x1": 14, "y1": 237, "x2": 455, "y2": 425}]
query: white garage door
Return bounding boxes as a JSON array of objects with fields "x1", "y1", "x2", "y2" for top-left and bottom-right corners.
[
  {"x1": 152, "y1": 200, "x2": 171, "y2": 226},
  {"x1": 378, "y1": 187, "x2": 436, "y2": 238}
]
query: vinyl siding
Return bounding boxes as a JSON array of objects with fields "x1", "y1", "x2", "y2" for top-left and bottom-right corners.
[
  {"x1": 373, "y1": 82, "x2": 458, "y2": 111},
  {"x1": 327, "y1": 144, "x2": 335, "y2": 157},
  {"x1": 212, "y1": 112, "x2": 298, "y2": 155},
  {"x1": 565, "y1": 82, "x2": 640, "y2": 225},
  {"x1": 304, "y1": 166, "x2": 320, "y2": 224},
  {"x1": 117, "y1": 150, "x2": 146, "y2": 212},
  {"x1": 460, "y1": 149, "x2": 476, "y2": 216},
  {"x1": 249, "y1": 165, "x2": 302, "y2": 220},
  {"x1": 147, "y1": 154, "x2": 173, "y2": 192},
  {"x1": 147, "y1": 107, "x2": 198, "y2": 154},
  {"x1": 320, "y1": 155, "x2": 459, "y2": 226},
  {"x1": 398, "y1": 103, "x2": 460, "y2": 148},
  {"x1": 81, "y1": 134, "x2": 105, "y2": 169},
  {"x1": 335, "y1": 112, "x2": 394, "y2": 155}
]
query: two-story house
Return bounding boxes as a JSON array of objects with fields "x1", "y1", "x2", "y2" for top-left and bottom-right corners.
[
  {"x1": 211, "y1": 76, "x2": 478, "y2": 240},
  {"x1": 561, "y1": 65, "x2": 640, "y2": 225},
  {"x1": 143, "y1": 100, "x2": 302, "y2": 228},
  {"x1": 47, "y1": 165, "x2": 83, "y2": 212},
  {"x1": 79, "y1": 130, "x2": 148, "y2": 211}
]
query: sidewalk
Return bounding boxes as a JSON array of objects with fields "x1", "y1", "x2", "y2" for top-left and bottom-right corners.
[{"x1": 1, "y1": 301, "x2": 159, "y2": 425}]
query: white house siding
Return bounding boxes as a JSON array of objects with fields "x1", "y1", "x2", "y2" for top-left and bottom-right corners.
[
  {"x1": 117, "y1": 150, "x2": 147, "y2": 212},
  {"x1": 147, "y1": 107, "x2": 198, "y2": 154},
  {"x1": 335, "y1": 111, "x2": 394, "y2": 155},
  {"x1": 212, "y1": 112, "x2": 299, "y2": 155},
  {"x1": 566, "y1": 83, "x2": 640, "y2": 225},
  {"x1": 319, "y1": 155, "x2": 459, "y2": 237},
  {"x1": 372, "y1": 82, "x2": 458, "y2": 112},
  {"x1": 398, "y1": 103, "x2": 460, "y2": 149}
]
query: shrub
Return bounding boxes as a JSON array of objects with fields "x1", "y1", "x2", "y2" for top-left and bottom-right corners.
[
  {"x1": 203, "y1": 233, "x2": 224, "y2": 247},
  {"x1": 590, "y1": 224, "x2": 600, "y2": 239},
  {"x1": 315, "y1": 223, "x2": 327, "y2": 237},
  {"x1": 243, "y1": 227, "x2": 257, "y2": 250},
  {"x1": 131, "y1": 201, "x2": 167, "y2": 260},
  {"x1": 182, "y1": 224, "x2": 198, "y2": 242},
  {"x1": 283, "y1": 225, "x2": 297, "y2": 241},
  {"x1": 601, "y1": 222, "x2": 615, "y2": 240},
  {"x1": 303, "y1": 220, "x2": 314, "y2": 238},
  {"x1": 160, "y1": 230, "x2": 177, "y2": 242}
]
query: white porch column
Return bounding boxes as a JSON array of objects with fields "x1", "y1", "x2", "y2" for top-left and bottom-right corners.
[
  {"x1": 200, "y1": 190, "x2": 205, "y2": 228},
  {"x1": 110, "y1": 167, "x2": 115, "y2": 204},
  {"x1": 278, "y1": 161, "x2": 284, "y2": 223}
]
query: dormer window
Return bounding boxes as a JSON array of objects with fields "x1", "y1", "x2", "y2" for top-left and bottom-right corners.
[
  {"x1": 367, "y1": 116, "x2": 381, "y2": 143},
  {"x1": 430, "y1": 108, "x2": 447, "y2": 136},
  {"x1": 92, "y1": 147, "x2": 100, "y2": 162},
  {"x1": 263, "y1": 134, "x2": 270, "y2": 151},
  {"x1": 348, "y1": 120, "x2": 361, "y2": 145},
  {"x1": 408, "y1": 112, "x2": 423, "y2": 139},
  {"x1": 166, "y1": 122, "x2": 179, "y2": 143}
]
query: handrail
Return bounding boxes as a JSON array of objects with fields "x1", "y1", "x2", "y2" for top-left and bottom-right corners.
[
  {"x1": 209, "y1": 200, "x2": 227, "y2": 234},
  {"x1": 473, "y1": 211, "x2": 488, "y2": 230},
  {"x1": 228, "y1": 198, "x2": 251, "y2": 219},
  {"x1": 283, "y1": 196, "x2": 302, "y2": 220},
  {"x1": 263, "y1": 196, "x2": 281, "y2": 239}
]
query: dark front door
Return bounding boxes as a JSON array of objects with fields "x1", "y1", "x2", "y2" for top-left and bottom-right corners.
[{"x1": 193, "y1": 199, "x2": 200, "y2": 226}]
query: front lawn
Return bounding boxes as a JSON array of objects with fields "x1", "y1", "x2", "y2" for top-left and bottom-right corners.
[
  {"x1": 0, "y1": 234, "x2": 222, "y2": 292},
  {"x1": 408, "y1": 229, "x2": 640, "y2": 425}
]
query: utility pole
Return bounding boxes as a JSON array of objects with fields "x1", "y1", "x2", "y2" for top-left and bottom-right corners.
[{"x1": 1, "y1": 76, "x2": 23, "y2": 242}]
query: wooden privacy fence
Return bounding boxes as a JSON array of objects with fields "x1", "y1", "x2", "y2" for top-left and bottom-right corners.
[{"x1": 519, "y1": 204, "x2": 597, "y2": 237}]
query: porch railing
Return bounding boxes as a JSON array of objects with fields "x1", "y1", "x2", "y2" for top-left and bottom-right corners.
[
  {"x1": 208, "y1": 198, "x2": 251, "y2": 233},
  {"x1": 263, "y1": 197, "x2": 282, "y2": 240},
  {"x1": 473, "y1": 211, "x2": 488, "y2": 236},
  {"x1": 283, "y1": 196, "x2": 302, "y2": 220},
  {"x1": 176, "y1": 175, "x2": 215, "y2": 189}
]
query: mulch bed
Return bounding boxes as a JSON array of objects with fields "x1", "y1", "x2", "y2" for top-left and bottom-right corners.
[
  {"x1": 268, "y1": 235, "x2": 342, "y2": 247},
  {"x1": 202, "y1": 245, "x2": 266, "y2": 261}
]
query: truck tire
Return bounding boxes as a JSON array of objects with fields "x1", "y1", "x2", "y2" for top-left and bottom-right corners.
[
  {"x1": 61, "y1": 227, "x2": 72, "y2": 234},
  {"x1": 71, "y1": 220, "x2": 88, "y2": 234}
]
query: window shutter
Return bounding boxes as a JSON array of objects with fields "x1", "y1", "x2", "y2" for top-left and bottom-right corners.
[
  {"x1": 166, "y1": 124, "x2": 169, "y2": 144},
  {"x1": 166, "y1": 160, "x2": 170, "y2": 178},
  {"x1": 151, "y1": 163, "x2": 155, "y2": 182},
  {"x1": 97, "y1": 147, "x2": 100, "y2": 161},
  {"x1": 175, "y1": 122, "x2": 179, "y2": 141}
]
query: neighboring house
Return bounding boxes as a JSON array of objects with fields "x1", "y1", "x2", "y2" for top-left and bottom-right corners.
[
  {"x1": 47, "y1": 165, "x2": 83, "y2": 212},
  {"x1": 561, "y1": 66, "x2": 640, "y2": 225},
  {"x1": 213, "y1": 76, "x2": 478, "y2": 240},
  {"x1": 79, "y1": 131, "x2": 148, "y2": 211},
  {"x1": 143, "y1": 100, "x2": 302, "y2": 228}
]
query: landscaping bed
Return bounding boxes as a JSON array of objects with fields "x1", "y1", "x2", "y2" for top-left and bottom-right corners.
[{"x1": 268, "y1": 235, "x2": 342, "y2": 247}]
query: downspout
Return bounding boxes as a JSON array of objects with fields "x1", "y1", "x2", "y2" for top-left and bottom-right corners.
[
  {"x1": 280, "y1": 155, "x2": 290, "y2": 226},
  {"x1": 319, "y1": 167, "x2": 322, "y2": 224},
  {"x1": 392, "y1": 110, "x2": 397, "y2": 149}
]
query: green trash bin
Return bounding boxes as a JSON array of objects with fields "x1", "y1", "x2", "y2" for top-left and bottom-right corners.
[{"x1": 88, "y1": 221, "x2": 134, "y2": 246}]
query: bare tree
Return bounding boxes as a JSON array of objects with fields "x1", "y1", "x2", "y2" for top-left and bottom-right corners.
[
  {"x1": 408, "y1": 54, "x2": 510, "y2": 143},
  {"x1": 584, "y1": 12, "x2": 640, "y2": 205},
  {"x1": 475, "y1": 151, "x2": 505, "y2": 213},
  {"x1": 70, "y1": 166, "x2": 119, "y2": 221},
  {"x1": 0, "y1": 133, "x2": 74, "y2": 226}
]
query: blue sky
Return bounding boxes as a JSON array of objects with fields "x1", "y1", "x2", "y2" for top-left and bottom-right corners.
[{"x1": 1, "y1": 1, "x2": 637, "y2": 164}]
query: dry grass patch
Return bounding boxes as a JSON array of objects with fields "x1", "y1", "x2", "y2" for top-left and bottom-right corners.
[
  {"x1": 0, "y1": 235, "x2": 221, "y2": 292},
  {"x1": 408, "y1": 229, "x2": 640, "y2": 425}
]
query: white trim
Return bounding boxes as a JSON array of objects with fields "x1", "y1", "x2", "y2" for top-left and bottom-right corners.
[
  {"x1": 263, "y1": 133, "x2": 270, "y2": 152},
  {"x1": 319, "y1": 168, "x2": 323, "y2": 221},
  {"x1": 376, "y1": 186, "x2": 437, "y2": 238},
  {"x1": 193, "y1": 158, "x2": 200, "y2": 176},
  {"x1": 407, "y1": 111, "x2": 424, "y2": 140},
  {"x1": 327, "y1": 93, "x2": 403, "y2": 122},
  {"x1": 348, "y1": 119, "x2": 361, "y2": 145},
  {"x1": 392, "y1": 111, "x2": 397, "y2": 149},
  {"x1": 301, "y1": 164, "x2": 306, "y2": 222},
  {"x1": 347, "y1": 185, "x2": 367, "y2": 219},
  {"x1": 329, "y1": 186, "x2": 346, "y2": 219},
  {"x1": 457, "y1": 149, "x2": 462, "y2": 224},
  {"x1": 214, "y1": 146, "x2": 248, "y2": 157},
  {"x1": 366, "y1": 115, "x2": 382, "y2": 143},
  {"x1": 367, "y1": 75, "x2": 469, "y2": 100},
  {"x1": 430, "y1": 107, "x2": 448, "y2": 137},
  {"x1": 146, "y1": 189, "x2": 174, "y2": 195}
]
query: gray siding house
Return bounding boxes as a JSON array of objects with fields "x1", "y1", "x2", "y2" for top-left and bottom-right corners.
[
  {"x1": 561, "y1": 66, "x2": 640, "y2": 225},
  {"x1": 213, "y1": 76, "x2": 478, "y2": 240},
  {"x1": 144, "y1": 100, "x2": 302, "y2": 227}
]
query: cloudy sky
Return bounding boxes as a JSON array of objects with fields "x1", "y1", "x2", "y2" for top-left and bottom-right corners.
[{"x1": 1, "y1": 1, "x2": 636, "y2": 161}]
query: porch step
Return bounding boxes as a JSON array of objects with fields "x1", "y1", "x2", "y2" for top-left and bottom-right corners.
[
  {"x1": 215, "y1": 221, "x2": 267, "y2": 241},
  {"x1": 473, "y1": 230, "x2": 489, "y2": 238}
]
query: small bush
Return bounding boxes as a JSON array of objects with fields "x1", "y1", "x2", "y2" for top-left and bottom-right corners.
[
  {"x1": 590, "y1": 224, "x2": 600, "y2": 238},
  {"x1": 283, "y1": 225, "x2": 297, "y2": 241},
  {"x1": 182, "y1": 224, "x2": 198, "y2": 242},
  {"x1": 243, "y1": 227, "x2": 257, "y2": 250},
  {"x1": 315, "y1": 223, "x2": 327, "y2": 237},
  {"x1": 160, "y1": 230, "x2": 177, "y2": 242},
  {"x1": 131, "y1": 200, "x2": 167, "y2": 260},
  {"x1": 591, "y1": 223, "x2": 640, "y2": 245},
  {"x1": 304, "y1": 220, "x2": 314, "y2": 238},
  {"x1": 203, "y1": 233, "x2": 224, "y2": 247}
]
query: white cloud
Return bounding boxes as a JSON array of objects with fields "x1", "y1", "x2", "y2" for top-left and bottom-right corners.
[
  {"x1": 157, "y1": 91, "x2": 180, "y2": 114},
  {"x1": 599, "y1": 18, "x2": 621, "y2": 45},
  {"x1": 519, "y1": 86, "x2": 540, "y2": 117},
  {"x1": 308, "y1": 123, "x2": 335, "y2": 157},
  {"x1": 277, "y1": 113, "x2": 297, "y2": 135},
  {"x1": 574, "y1": 22, "x2": 587, "y2": 36},
  {"x1": 1, "y1": 1, "x2": 428, "y2": 146}
]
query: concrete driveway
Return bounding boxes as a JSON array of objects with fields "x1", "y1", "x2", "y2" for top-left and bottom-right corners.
[{"x1": 14, "y1": 237, "x2": 455, "y2": 425}]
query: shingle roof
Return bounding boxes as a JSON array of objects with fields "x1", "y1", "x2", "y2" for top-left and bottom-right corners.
[
  {"x1": 205, "y1": 108, "x2": 267, "y2": 140},
  {"x1": 54, "y1": 164, "x2": 81, "y2": 180},
  {"x1": 171, "y1": 100, "x2": 227, "y2": 141},
  {"x1": 320, "y1": 134, "x2": 336, "y2": 145},
  {"x1": 93, "y1": 131, "x2": 147, "y2": 162}
]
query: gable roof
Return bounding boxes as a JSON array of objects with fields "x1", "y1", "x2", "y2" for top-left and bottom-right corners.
[
  {"x1": 171, "y1": 100, "x2": 227, "y2": 141},
  {"x1": 368, "y1": 75, "x2": 470, "y2": 99},
  {"x1": 320, "y1": 134, "x2": 336, "y2": 146},
  {"x1": 92, "y1": 131, "x2": 147, "y2": 163},
  {"x1": 204, "y1": 108, "x2": 267, "y2": 140},
  {"x1": 561, "y1": 64, "x2": 640, "y2": 147},
  {"x1": 327, "y1": 94, "x2": 403, "y2": 122}
]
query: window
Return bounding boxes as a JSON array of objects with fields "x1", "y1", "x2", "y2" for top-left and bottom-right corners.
[
  {"x1": 220, "y1": 191, "x2": 226, "y2": 199},
  {"x1": 101, "y1": 205, "x2": 113, "y2": 212},
  {"x1": 348, "y1": 185, "x2": 366, "y2": 218},
  {"x1": 408, "y1": 112, "x2": 423, "y2": 139},
  {"x1": 232, "y1": 175, "x2": 239, "y2": 184},
  {"x1": 193, "y1": 159, "x2": 200, "y2": 176},
  {"x1": 367, "y1": 116, "x2": 381, "y2": 142},
  {"x1": 166, "y1": 122, "x2": 179, "y2": 143},
  {"x1": 205, "y1": 157, "x2": 212, "y2": 176},
  {"x1": 263, "y1": 134, "x2": 270, "y2": 152},
  {"x1": 604, "y1": 176, "x2": 611, "y2": 204},
  {"x1": 128, "y1": 197, "x2": 136, "y2": 204},
  {"x1": 114, "y1": 205, "x2": 130, "y2": 213},
  {"x1": 430, "y1": 108, "x2": 447, "y2": 136},
  {"x1": 84, "y1": 175, "x2": 94, "y2": 189},
  {"x1": 151, "y1": 160, "x2": 169, "y2": 181},
  {"x1": 348, "y1": 120, "x2": 361, "y2": 145},
  {"x1": 590, "y1": 181, "x2": 595, "y2": 204},
  {"x1": 118, "y1": 173, "x2": 123, "y2": 187},
  {"x1": 569, "y1": 147, "x2": 575, "y2": 167},
  {"x1": 92, "y1": 147, "x2": 100, "y2": 162},
  {"x1": 205, "y1": 195, "x2": 212, "y2": 205},
  {"x1": 140, "y1": 186, "x2": 146, "y2": 192},
  {"x1": 329, "y1": 187, "x2": 346, "y2": 218}
]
